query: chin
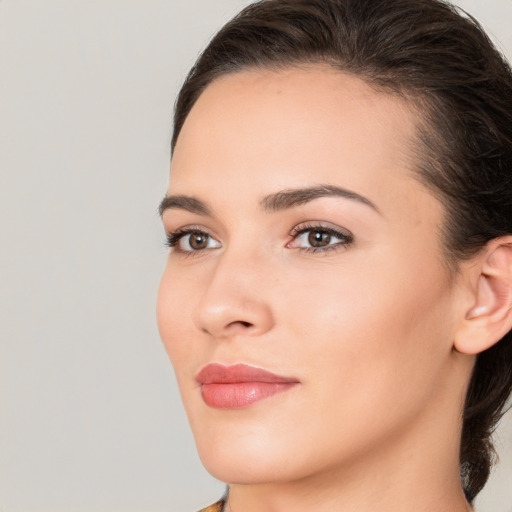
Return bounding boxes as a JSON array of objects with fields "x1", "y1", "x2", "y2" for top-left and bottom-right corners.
[
  {"x1": 198, "y1": 447, "x2": 297, "y2": 485},
  {"x1": 191, "y1": 419, "x2": 308, "y2": 485}
]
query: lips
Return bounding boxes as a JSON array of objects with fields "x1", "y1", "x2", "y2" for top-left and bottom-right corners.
[{"x1": 196, "y1": 363, "x2": 299, "y2": 409}]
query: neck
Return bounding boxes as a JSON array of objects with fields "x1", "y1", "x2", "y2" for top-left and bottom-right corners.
[
  {"x1": 227, "y1": 457, "x2": 470, "y2": 512},
  {"x1": 227, "y1": 463, "x2": 470, "y2": 512},
  {"x1": 226, "y1": 392, "x2": 471, "y2": 512}
]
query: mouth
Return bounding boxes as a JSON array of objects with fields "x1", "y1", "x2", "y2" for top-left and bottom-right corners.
[{"x1": 195, "y1": 363, "x2": 300, "y2": 409}]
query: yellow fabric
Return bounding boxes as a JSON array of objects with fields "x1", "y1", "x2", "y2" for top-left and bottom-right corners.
[{"x1": 198, "y1": 498, "x2": 225, "y2": 512}]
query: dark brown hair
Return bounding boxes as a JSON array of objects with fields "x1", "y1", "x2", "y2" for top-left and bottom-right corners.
[{"x1": 171, "y1": 0, "x2": 512, "y2": 501}]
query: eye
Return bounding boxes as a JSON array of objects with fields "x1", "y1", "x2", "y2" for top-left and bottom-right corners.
[
  {"x1": 287, "y1": 223, "x2": 353, "y2": 253},
  {"x1": 166, "y1": 228, "x2": 221, "y2": 253}
]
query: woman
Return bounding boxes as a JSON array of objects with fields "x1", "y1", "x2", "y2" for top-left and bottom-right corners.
[{"x1": 157, "y1": 0, "x2": 512, "y2": 510}]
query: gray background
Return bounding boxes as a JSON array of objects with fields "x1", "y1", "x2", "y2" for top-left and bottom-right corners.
[{"x1": 0, "y1": 1, "x2": 511, "y2": 511}]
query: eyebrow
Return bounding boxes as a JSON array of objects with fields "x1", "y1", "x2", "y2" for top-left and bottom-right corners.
[
  {"x1": 260, "y1": 184, "x2": 380, "y2": 214},
  {"x1": 158, "y1": 195, "x2": 212, "y2": 217},
  {"x1": 159, "y1": 184, "x2": 379, "y2": 217}
]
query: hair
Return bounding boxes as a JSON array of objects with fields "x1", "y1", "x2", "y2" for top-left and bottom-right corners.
[{"x1": 171, "y1": 0, "x2": 512, "y2": 502}]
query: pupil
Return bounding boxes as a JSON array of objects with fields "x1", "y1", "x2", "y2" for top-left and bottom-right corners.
[
  {"x1": 190, "y1": 233, "x2": 208, "y2": 249},
  {"x1": 308, "y1": 230, "x2": 330, "y2": 247}
]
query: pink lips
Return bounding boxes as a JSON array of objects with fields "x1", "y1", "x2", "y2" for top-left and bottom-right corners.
[{"x1": 196, "y1": 364, "x2": 299, "y2": 409}]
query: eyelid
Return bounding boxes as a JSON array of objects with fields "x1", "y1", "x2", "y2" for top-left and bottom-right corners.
[
  {"x1": 287, "y1": 221, "x2": 354, "y2": 252},
  {"x1": 165, "y1": 225, "x2": 221, "y2": 254}
]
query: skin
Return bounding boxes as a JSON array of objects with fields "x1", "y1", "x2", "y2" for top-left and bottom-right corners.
[{"x1": 157, "y1": 67, "x2": 475, "y2": 512}]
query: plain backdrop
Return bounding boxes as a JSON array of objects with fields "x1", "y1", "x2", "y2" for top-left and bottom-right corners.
[{"x1": 1, "y1": 1, "x2": 511, "y2": 511}]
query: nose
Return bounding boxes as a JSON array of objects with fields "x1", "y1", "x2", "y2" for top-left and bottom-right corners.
[{"x1": 192, "y1": 249, "x2": 275, "y2": 339}]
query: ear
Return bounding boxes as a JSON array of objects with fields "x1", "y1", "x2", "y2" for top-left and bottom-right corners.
[{"x1": 454, "y1": 237, "x2": 512, "y2": 355}]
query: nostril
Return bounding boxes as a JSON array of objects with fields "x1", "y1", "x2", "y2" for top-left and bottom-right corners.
[
  {"x1": 227, "y1": 320, "x2": 253, "y2": 329},
  {"x1": 200, "y1": 319, "x2": 256, "y2": 337}
]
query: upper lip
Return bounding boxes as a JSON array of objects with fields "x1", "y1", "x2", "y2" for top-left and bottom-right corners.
[{"x1": 196, "y1": 363, "x2": 299, "y2": 384}]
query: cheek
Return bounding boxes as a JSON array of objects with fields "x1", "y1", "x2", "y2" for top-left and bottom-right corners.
[
  {"x1": 157, "y1": 265, "x2": 208, "y2": 429},
  {"x1": 156, "y1": 266, "x2": 197, "y2": 371},
  {"x1": 283, "y1": 252, "x2": 455, "y2": 420}
]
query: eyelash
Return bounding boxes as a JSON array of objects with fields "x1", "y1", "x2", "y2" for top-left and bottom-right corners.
[
  {"x1": 288, "y1": 222, "x2": 354, "y2": 253},
  {"x1": 165, "y1": 228, "x2": 195, "y2": 248},
  {"x1": 164, "y1": 223, "x2": 354, "y2": 255},
  {"x1": 164, "y1": 226, "x2": 216, "y2": 257}
]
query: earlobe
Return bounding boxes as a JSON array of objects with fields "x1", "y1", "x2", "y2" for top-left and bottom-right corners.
[{"x1": 454, "y1": 237, "x2": 512, "y2": 355}]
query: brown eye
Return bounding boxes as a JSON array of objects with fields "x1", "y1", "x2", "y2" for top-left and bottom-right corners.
[
  {"x1": 308, "y1": 230, "x2": 331, "y2": 247},
  {"x1": 170, "y1": 230, "x2": 221, "y2": 252},
  {"x1": 189, "y1": 232, "x2": 209, "y2": 250},
  {"x1": 287, "y1": 224, "x2": 353, "y2": 253}
]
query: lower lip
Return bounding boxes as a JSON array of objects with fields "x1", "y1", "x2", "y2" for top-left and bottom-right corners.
[{"x1": 200, "y1": 382, "x2": 298, "y2": 409}]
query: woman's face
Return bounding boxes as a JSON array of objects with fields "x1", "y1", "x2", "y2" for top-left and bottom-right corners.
[{"x1": 157, "y1": 67, "x2": 465, "y2": 485}]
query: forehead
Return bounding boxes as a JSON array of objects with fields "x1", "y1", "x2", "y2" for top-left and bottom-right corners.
[
  {"x1": 171, "y1": 66, "x2": 430, "y2": 211},
  {"x1": 172, "y1": 65, "x2": 420, "y2": 181}
]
